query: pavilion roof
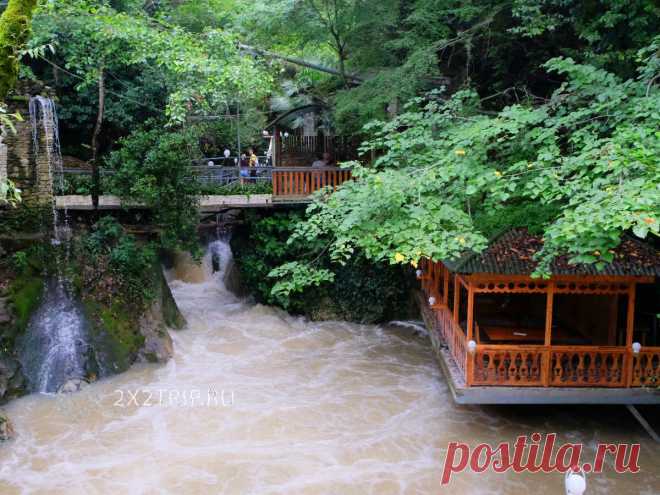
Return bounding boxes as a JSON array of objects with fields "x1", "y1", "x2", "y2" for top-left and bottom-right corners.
[{"x1": 445, "y1": 228, "x2": 660, "y2": 277}]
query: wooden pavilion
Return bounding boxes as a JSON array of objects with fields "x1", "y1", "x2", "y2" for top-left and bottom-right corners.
[{"x1": 418, "y1": 229, "x2": 660, "y2": 404}]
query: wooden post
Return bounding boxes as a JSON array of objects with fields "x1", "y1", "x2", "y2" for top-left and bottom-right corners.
[
  {"x1": 443, "y1": 266, "x2": 449, "y2": 306},
  {"x1": 625, "y1": 284, "x2": 636, "y2": 387},
  {"x1": 453, "y1": 275, "x2": 460, "y2": 323},
  {"x1": 544, "y1": 283, "x2": 554, "y2": 346},
  {"x1": 466, "y1": 283, "x2": 475, "y2": 341},
  {"x1": 542, "y1": 282, "x2": 554, "y2": 387}
]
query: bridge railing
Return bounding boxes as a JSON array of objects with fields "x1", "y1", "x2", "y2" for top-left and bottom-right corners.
[
  {"x1": 56, "y1": 164, "x2": 353, "y2": 198},
  {"x1": 272, "y1": 167, "x2": 353, "y2": 197}
]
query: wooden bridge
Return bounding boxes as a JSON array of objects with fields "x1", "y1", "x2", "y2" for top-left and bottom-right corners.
[{"x1": 55, "y1": 166, "x2": 353, "y2": 211}]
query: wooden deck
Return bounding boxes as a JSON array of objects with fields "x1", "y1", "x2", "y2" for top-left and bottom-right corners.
[
  {"x1": 416, "y1": 255, "x2": 660, "y2": 404},
  {"x1": 418, "y1": 292, "x2": 660, "y2": 404}
]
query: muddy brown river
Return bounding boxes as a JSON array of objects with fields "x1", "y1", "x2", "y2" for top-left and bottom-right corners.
[{"x1": 1, "y1": 241, "x2": 658, "y2": 494}]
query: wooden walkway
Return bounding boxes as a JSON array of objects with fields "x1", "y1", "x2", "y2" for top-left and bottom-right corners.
[{"x1": 54, "y1": 194, "x2": 312, "y2": 212}]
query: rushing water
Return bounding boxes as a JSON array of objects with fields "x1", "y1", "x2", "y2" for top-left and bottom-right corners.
[
  {"x1": 17, "y1": 97, "x2": 87, "y2": 393},
  {"x1": 1, "y1": 241, "x2": 658, "y2": 494},
  {"x1": 17, "y1": 280, "x2": 91, "y2": 393}
]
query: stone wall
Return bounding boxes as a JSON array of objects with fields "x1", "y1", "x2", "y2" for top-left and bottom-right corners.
[{"x1": 4, "y1": 87, "x2": 56, "y2": 206}]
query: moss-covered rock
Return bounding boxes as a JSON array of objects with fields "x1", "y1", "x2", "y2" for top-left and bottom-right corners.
[
  {"x1": 0, "y1": 0, "x2": 38, "y2": 100},
  {"x1": 84, "y1": 299, "x2": 145, "y2": 374},
  {"x1": 160, "y1": 270, "x2": 185, "y2": 330}
]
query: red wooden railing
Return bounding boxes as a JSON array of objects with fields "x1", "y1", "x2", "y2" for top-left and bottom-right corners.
[
  {"x1": 549, "y1": 346, "x2": 627, "y2": 387},
  {"x1": 418, "y1": 259, "x2": 658, "y2": 389},
  {"x1": 272, "y1": 167, "x2": 352, "y2": 197},
  {"x1": 434, "y1": 305, "x2": 467, "y2": 375},
  {"x1": 471, "y1": 346, "x2": 546, "y2": 387},
  {"x1": 631, "y1": 348, "x2": 660, "y2": 387}
]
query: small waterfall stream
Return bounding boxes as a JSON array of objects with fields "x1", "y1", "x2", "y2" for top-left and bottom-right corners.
[
  {"x1": 18, "y1": 280, "x2": 90, "y2": 393},
  {"x1": 18, "y1": 96, "x2": 91, "y2": 393}
]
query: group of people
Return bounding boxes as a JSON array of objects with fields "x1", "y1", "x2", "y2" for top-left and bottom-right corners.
[
  {"x1": 239, "y1": 148, "x2": 260, "y2": 182},
  {"x1": 208, "y1": 146, "x2": 336, "y2": 186}
]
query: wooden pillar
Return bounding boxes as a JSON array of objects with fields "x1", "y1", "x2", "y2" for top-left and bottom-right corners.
[
  {"x1": 466, "y1": 282, "x2": 475, "y2": 341},
  {"x1": 542, "y1": 282, "x2": 554, "y2": 387},
  {"x1": 625, "y1": 283, "x2": 637, "y2": 387},
  {"x1": 453, "y1": 275, "x2": 460, "y2": 323},
  {"x1": 544, "y1": 283, "x2": 554, "y2": 346},
  {"x1": 443, "y1": 266, "x2": 450, "y2": 306}
]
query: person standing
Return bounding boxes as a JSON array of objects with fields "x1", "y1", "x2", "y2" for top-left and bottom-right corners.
[{"x1": 248, "y1": 148, "x2": 258, "y2": 179}]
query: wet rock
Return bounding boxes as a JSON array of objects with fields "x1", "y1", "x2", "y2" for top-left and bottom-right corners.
[
  {"x1": 0, "y1": 353, "x2": 25, "y2": 400},
  {"x1": 137, "y1": 303, "x2": 173, "y2": 364},
  {"x1": 57, "y1": 378, "x2": 88, "y2": 394},
  {"x1": 0, "y1": 412, "x2": 14, "y2": 442}
]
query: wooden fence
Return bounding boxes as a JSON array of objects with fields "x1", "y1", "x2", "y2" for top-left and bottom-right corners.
[{"x1": 272, "y1": 167, "x2": 353, "y2": 197}]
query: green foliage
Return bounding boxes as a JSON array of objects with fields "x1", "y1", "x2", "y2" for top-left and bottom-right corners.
[
  {"x1": 31, "y1": 0, "x2": 273, "y2": 125},
  {"x1": 7, "y1": 275, "x2": 43, "y2": 342},
  {"x1": 0, "y1": 206, "x2": 51, "y2": 235},
  {"x1": 0, "y1": 179, "x2": 21, "y2": 207},
  {"x1": 11, "y1": 251, "x2": 29, "y2": 274},
  {"x1": 0, "y1": 0, "x2": 38, "y2": 100},
  {"x1": 54, "y1": 173, "x2": 116, "y2": 196},
  {"x1": 107, "y1": 127, "x2": 201, "y2": 252},
  {"x1": 231, "y1": 211, "x2": 411, "y2": 322},
  {"x1": 290, "y1": 53, "x2": 659, "y2": 278},
  {"x1": 77, "y1": 216, "x2": 157, "y2": 307}
]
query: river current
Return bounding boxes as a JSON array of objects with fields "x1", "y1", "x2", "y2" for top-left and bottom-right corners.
[{"x1": 0, "y1": 240, "x2": 658, "y2": 494}]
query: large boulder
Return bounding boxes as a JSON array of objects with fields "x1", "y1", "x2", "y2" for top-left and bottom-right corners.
[{"x1": 137, "y1": 303, "x2": 174, "y2": 363}]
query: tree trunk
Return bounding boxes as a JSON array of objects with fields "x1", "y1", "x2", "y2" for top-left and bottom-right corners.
[{"x1": 91, "y1": 67, "x2": 105, "y2": 210}]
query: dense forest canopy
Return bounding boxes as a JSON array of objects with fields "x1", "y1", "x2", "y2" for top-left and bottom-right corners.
[{"x1": 1, "y1": 0, "x2": 658, "y2": 298}]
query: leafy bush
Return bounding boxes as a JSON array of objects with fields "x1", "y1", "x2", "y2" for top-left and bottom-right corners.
[
  {"x1": 231, "y1": 211, "x2": 411, "y2": 323},
  {"x1": 107, "y1": 127, "x2": 202, "y2": 254},
  {"x1": 76, "y1": 216, "x2": 156, "y2": 307},
  {"x1": 54, "y1": 174, "x2": 116, "y2": 196},
  {"x1": 11, "y1": 251, "x2": 29, "y2": 274}
]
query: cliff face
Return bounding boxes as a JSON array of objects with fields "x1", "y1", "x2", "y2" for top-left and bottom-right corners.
[{"x1": 84, "y1": 268, "x2": 186, "y2": 373}]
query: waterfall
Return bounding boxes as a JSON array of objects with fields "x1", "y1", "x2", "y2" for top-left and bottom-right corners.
[
  {"x1": 18, "y1": 280, "x2": 91, "y2": 393},
  {"x1": 29, "y1": 95, "x2": 68, "y2": 247},
  {"x1": 18, "y1": 96, "x2": 91, "y2": 393}
]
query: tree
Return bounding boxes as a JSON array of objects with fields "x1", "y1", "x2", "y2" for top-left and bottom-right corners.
[
  {"x1": 271, "y1": 49, "x2": 659, "y2": 296},
  {"x1": 29, "y1": 0, "x2": 273, "y2": 209},
  {"x1": 0, "y1": 0, "x2": 38, "y2": 100}
]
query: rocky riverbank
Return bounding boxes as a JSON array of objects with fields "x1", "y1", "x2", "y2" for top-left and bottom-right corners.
[{"x1": 0, "y1": 214, "x2": 186, "y2": 435}]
